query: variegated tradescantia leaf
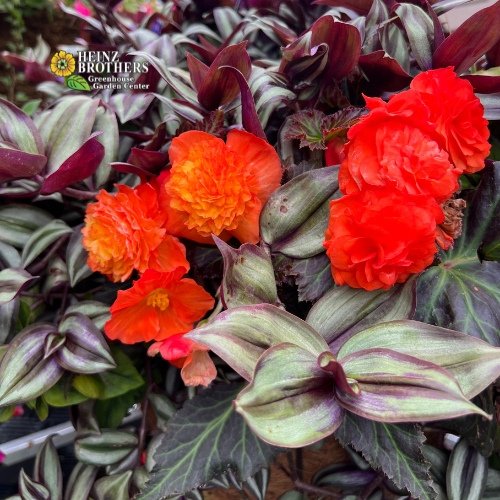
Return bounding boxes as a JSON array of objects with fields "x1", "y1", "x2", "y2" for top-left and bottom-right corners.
[
  {"x1": 214, "y1": 237, "x2": 279, "y2": 309},
  {"x1": 337, "y1": 320, "x2": 500, "y2": 399},
  {"x1": 0, "y1": 323, "x2": 63, "y2": 407},
  {"x1": 307, "y1": 276, "x2": 417, "y2": 353},
  {"x1": 187, "y1": 304, "x2": 329, "y2": 381},
  {"x1": 338, "y1": 348, "x2": 490, "y2": 422},
  {"x1": 235, "y1": 343, "x2": 344, "y2": 447}
]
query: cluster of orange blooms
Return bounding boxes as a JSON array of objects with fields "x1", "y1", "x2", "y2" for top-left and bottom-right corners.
[
  {"x1": 324, "y1": 68, "x2": 491, "y2": 290},
  {"x1": 82, "y1": 130, "x2": 281, "y2": 385}
]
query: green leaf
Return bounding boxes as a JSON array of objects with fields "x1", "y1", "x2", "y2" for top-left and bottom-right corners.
[
  {"x1": 33, "y1": 437, "x2": 63, "y2": 500},
  {"x1": 42, "y1": 375, "x2": 88, "y2": 407},
  {"x1": 93, "y1": 105, "x2": 119, "y2": 188},
  {"x1": 307, "y1": 277, "x2": 416, "y2": 352},
  {"x1": 21, "y1": 99, "x2": 42, "y2": 117},
  {"x1": 0, "y1": 205, "x2": 53, "y2": 248},
  {"x1": 335, "y1": 414, "x2": 435, "y2": 500},
  {"x1": 283, "y1": 109, "x2": 326, "y2": 150},
  {"x1": 446, "y1": 438, "x2": 488, "y2": 500},
  {"x1": 66, "y1": 75, "x2": 91, "y2": 92},
  {"x1": 416, "y1": 163, "x2": 500, "y2": 346},
  {"x1": 235, "y1": 343, "x2": 344, "y2": 447},
  {"x1": 72, "y1": 346, "x2": 144, "y2": 400},
  {"x1": 95, "y1": 390, "x2": 138, "y2": 428},
  {"x1": 137, "y1": 384, "x2": 281, "y2": 499},
  {"x1": 21, "y1": 220, "x2": 72, "y2": 268},
  {"x1": 75, "y1": 430, "x2": 138, "y2": 466},
  {"x1": 187, "y1": 304, "x2": 329, "y2": 382},
  {"x1": 0, "y1": 268, "x2": 37, "y2": 306}
]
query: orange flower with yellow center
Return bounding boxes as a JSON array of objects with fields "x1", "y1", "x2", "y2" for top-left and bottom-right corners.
[
  {"x1": 104, "y1": 267, "x2": 215, "y2": 344},
  {"x1": 50, "y1": 50, "x2": 76, "y2": 77},
  {"x1": 162, "y1": 130, "x2": 282, "y2": 244}
]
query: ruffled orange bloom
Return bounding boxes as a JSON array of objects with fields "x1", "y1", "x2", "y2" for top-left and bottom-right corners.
[
  {"x1": 339, "y1": 91, "x2": 459, "y2": 203},
  {"x1": 324, "y1": 187, "x2": 444, "y2": 291},
  {"x1": 82, "y1": 183, "x2": 189, "y2": 282},
  {"x1": 410, "y1": 67, "x2": 490, "y2": 173},
  {"x1": 148, "y1": 334, "x2": 217, "y2": 387},
  {"x1": 161, "y1": 130, "x2": 282, "y2": 244},
  {"x1": 104, "y1": 267, "x2": 215, "y2": 344}
]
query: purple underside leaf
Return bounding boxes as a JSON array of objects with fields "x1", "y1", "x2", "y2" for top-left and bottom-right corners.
[
  {"x1": 312, "y1": 0, "x2": 373, "y2": 15},
  {"x1": 358, "y1": 51, "x2": 412, "y2": 91},
  {"x1": 235, "y1": 343, "x2": 344, "y2": 447},
  {"x1": 309, "y1": 15, "x2": 362, "y2": 81},
  {"x1": 186, "y1": 52, "x2": 209, "y2": 93},
  {"x1": 40, "y1": 134, "x2": 105, "y2": 195},
  {"x1": 462, "y1": 74, "x2": 500, "y2": 94},
  {"x1": 187, "y1": 303, "x2": 329, "y2": 382},
  {"x1": 0, "y1": 148, "x2": 46, "y2": 184},
  {"x1": 127, "y1": 148, "x2": 168, "y2": 172},
  {"x1": 109, "y1": 162, "x2": 160, "y2": 178},
  {"x1": 217, "y1": 66, "x2": 266, "y2": 140},
  {"x1": 432, "y1": 0, "x2": 500, "y2": 74},
  {"x1": 197, "y1": 41, "x2": 252, "y2": 110}
]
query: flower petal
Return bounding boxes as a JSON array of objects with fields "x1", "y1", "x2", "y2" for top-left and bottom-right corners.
[{"x1": 181, "y1": 350, "x2": 217, "y2": 387}]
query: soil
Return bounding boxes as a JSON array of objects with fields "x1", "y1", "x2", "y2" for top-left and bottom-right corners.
[{"x1": 0, "y1": 6, "x2": 81, "y2": 105}]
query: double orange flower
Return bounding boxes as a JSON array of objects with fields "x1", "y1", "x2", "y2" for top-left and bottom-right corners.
[{"x1": 325, "y1": 68, "x2": 490, "y2": 290}]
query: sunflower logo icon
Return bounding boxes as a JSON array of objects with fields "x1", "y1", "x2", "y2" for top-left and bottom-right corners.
[{"x1": 50, "y1": 50, "x2": 76, "y2": 77}]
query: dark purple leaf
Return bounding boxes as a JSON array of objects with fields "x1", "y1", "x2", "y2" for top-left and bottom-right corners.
[
  {"x1": 40, "y1": 134, "x2": 105, "y2": 195},
  {"x1": 462, "y1": 74, "x2": 500, "y2": 94},
  {"x1": 109, "y1": 161, "x2": 158, "y2": 178},
  {"x1": 217, "y1": 66, "x2": 266, "y2": 140},
  {"x1": 127, "y1": 148, "x2": 168, "y2": 172},
  {"x1": 310, "y1": 16, "x2": 362, "y2": 81},
  {"x1": 425, "y1": 0, "x2": 445, "y2": 50},
  {"x1": 358, "y1": 50, "x2": 413, "y2": 91},
  {"x1": 198, "y1": 41, "x2": 252, "y2": 110},
  {"x1": 0, "y1": 148, "x2": 47, "y2": 184},
  {"x1": 313, "y1": 0, "x2": 374, "y2": 15},
  {"x1": 186, "y1": 52, "x2": 209, "y2": 93},
  {"x1": 433, "y1": 0, "x2": 500, "y2": 74}
]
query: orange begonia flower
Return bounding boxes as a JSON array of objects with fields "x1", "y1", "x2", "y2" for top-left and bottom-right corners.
[
  {"x1": 161, "y1": 130, "x2": 282, "y2": 244},
  {"x1": 104, "y1": 267, "x2": 215, "y2": 344},
  {"x1": 410, "y1": 67, "x2": 490, "y2": 174},
  {"x1": 148, "y1": 334, "x2": 217, "y2": 387},
  {"x1": 82, "y1": 183, "x2": 189, "y2": 282}
]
